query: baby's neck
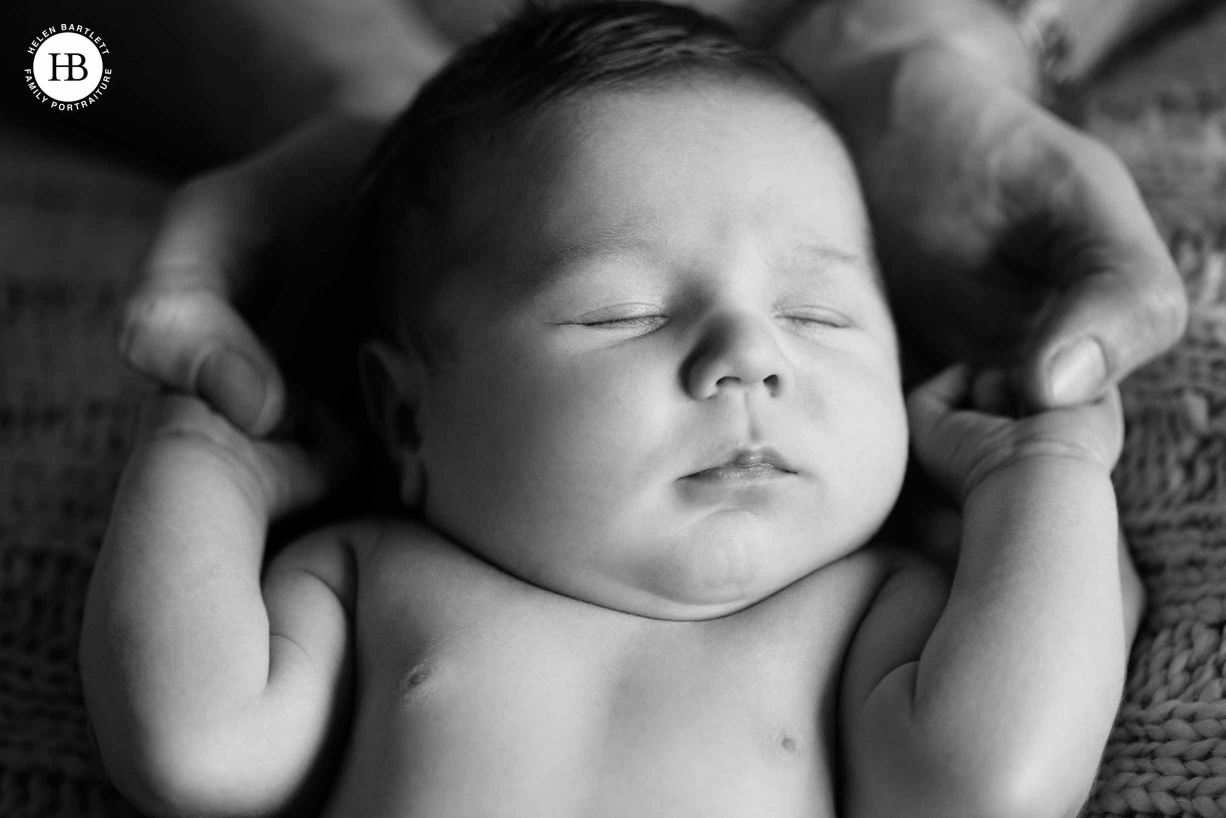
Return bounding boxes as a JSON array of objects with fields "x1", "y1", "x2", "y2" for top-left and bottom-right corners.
[{"x1": 437, "y1": 523, "x2": 865, "y2": 623}]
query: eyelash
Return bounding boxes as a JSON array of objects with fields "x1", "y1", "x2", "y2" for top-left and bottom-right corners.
[
  {"x1": 571, "y1": 310, "x2": 850, "y2": 332},
  {"x1": 781, "y1": 313, "x2": 849, "y2": 329},
  {"x1": 581, "y1": 315, "x2": 668, "y2": 330}
]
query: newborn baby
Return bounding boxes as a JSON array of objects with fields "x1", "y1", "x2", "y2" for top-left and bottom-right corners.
[{"x1": 81, "y1": 3, "x2": 1138, "y2": 817}]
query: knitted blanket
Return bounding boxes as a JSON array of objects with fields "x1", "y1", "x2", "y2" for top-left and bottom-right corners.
[
  {"x1": 1, "y1": 6, "x2": 1224, "y2": 816},
  {"x1": 1082, "y1": 5, "x2": 1226, "y2": 815}
]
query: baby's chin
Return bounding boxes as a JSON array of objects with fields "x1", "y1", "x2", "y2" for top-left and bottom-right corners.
[
  {"x1": 494, "y1": 518, "x2": 870, "y2": 622},
  {"x1": 637, "y1": 524, "x2": 868, "y2": 619}
]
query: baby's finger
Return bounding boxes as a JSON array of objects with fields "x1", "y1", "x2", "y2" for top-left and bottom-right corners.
[
  {"x1": 135, "y1": 391, "x2": 214, "y2": 438},
  {"x1": 906, "y1": 364, "x2": 971, "y2": 463},
  {"x1": 260, "y1": 441, "x2": 336, "y2": 519},
  {"x1": 970, "y1": 368, "x2": 1015, "y2": 416},
  {"x1": 906, "y1": 363, "x2": 971, "y2": 419},
  {"x1": 907, "y1": 364, "x2": 1003, "y2": 502},
  {"x1": 1078, "y1": 383, "x2": 1126, "y2": 467}
]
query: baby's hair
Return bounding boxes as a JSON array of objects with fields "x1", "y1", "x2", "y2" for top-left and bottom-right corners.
[{"x1": 358, "y1": 0, "x2": 829, "y2": 357}]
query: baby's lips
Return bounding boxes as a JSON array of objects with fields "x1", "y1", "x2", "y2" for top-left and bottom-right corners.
[{"x1": 683, "y1": 445, "x2": 796, "y2": 478}]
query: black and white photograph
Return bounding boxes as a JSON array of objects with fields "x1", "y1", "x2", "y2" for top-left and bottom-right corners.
[{"x1": 2, "y1": 1, "x2": 1226, "y2": 816}]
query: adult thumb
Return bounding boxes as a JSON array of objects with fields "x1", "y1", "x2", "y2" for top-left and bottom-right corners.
[
  {"x1": 1019, "y1": 243, "x2": 1186, "y2": 410},
  {"x1": 118, "y1": 287, "x2": 285, "y2": 436},
  {"x1": 1008, "y1": 129, "x2": 1189, "y2": 410},
  {"x1": 118, "y1": 172, "x2": 286, "y2": 435}
]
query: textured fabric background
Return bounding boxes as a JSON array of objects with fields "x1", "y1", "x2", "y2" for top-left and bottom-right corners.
[
  {"x1": 1083, "y1": 4, "x2": 1226, "y2": 816},
  {"x1": 1, "y1": 5, "x2": 1225, "y2": 816}
]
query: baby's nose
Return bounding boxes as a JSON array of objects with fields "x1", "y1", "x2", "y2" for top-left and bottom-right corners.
[{"x1": 684, "y1": 313, "x2": 788, "y2": 400}]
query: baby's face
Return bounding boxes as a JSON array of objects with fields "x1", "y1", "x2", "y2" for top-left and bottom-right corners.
[{"x1": 408, "y1": 80, "x2": 908, "y2": 619}]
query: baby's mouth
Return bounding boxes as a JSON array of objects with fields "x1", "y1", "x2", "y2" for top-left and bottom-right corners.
[{"x1": 684, "y1": 448, "x2": 796, "y2": 481}]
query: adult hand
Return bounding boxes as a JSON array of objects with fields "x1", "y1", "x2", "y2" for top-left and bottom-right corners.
[
  {"x1": 908, "y1": 364, "x2": 1123, "y2": 504},
  {"x1": 781, "y1": 21, "x2": 1188, "y2": 409},
  {"x1": 117, "y1": 115, "x2": 382, "y2": 437}
]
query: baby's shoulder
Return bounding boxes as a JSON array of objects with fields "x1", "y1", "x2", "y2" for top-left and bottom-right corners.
[
  {"x1": 827, "y1": 542, "x2": 948, "y2": 628},
  {"x1": 269, "y1": 516, "x2": 464, "y2": 586},
  {"x1": 287, "y1": 516, "x2": 470, "y2": 569},
  {"x1": 743, "y1": 542, "x2": 923, "y2": 643},
  {"x1": 837, "y1": 543, "x2": 951, "y2": 687},
  {"x1": 865, "y1": 542, "x2": 949, "y2": 603},
  {"x1": 783, "y1": 541, "x2": 917, "y2": 607},
  {"x1": 308, "y1": 516, "x2": 522, "y2": 613}
]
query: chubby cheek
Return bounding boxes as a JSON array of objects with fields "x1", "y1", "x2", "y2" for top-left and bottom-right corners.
[
  {"x1": 420, "y1": 343, "x2": 675, "y2": 551},
  {"x1": 824, "y1": 371, "x2": 908, "y2": 531}
]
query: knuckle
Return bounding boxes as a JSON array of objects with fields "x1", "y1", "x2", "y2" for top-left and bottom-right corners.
[
  {"x1": 115, "y1": 293, "x2": 167, "y2": 367},
  {"x1": 1047, "y1": 133, "x2": 1127, "y2": 207},
  {"x1": 115, "y1": 290, "x2": 220, "y2": 380},
  {"x1": 1047, "y1": 124, "x2": 1127, "y2": 183},
  {"x1": 120, "y1": 293, "x2": 182, "y2": 345},
  {"x1": 1074, "y1": 137, "x2": 1127, "y2": 179},
  {"x1": 1148, "y1": 272, "x2": 1190, "y2": 348},
  {"x1": 1125, "y1": 264, "x2": 1190, "y2": 358}
]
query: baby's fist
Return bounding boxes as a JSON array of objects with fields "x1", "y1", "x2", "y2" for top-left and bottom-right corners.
[
  {"x1": 907, "y1": 364, "x2": 1124, "y2": 503},
  {"x1": 136, "y1": 392, "x2": 332, "y2": 519}
]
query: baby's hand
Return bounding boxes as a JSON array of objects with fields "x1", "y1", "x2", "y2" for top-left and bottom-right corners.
[
  {"x1": 907, "y1": 364, "x2": 1124, "y2": 503},
  {"x1": 136, "y1": 392, "x2": 335, "y2": 519}
]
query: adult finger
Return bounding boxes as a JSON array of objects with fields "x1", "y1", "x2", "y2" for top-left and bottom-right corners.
[
  {"x1": 133, "y1": 171, "x2": 273, "y2": 302},
  {"x1": 119, "y1": 288, "x2": 285, "y2": 436},
  {"x1": 1013, "y1": 134, "x2": 1188, "y2": 409},
  {"x1": 118, "y1": 173, "x2": 286, "y2": 435}
]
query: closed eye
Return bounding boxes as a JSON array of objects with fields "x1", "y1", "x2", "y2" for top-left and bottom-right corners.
[
  {"x1": 582, "y1": 315, "x2": 667, "y2": 329},
  {"x1": 566, "y1": 304, "x2": 668, "y2": 332},
  {"x1": 779, "y1": 308, "x2": 851, "y2": 329}
]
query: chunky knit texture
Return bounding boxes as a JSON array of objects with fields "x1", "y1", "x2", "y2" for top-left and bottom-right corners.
[
  {"x1": 1081, "y1": 4, "x2": 1226, "y2": 816},
  {"x1": 2, "y1": 5, "x2": 1225, "y2": 816},
  {"x1": 0, "y1": 124, "x2": 156, "y2": 817}
]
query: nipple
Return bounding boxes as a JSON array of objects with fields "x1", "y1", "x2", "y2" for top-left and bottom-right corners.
[{"x1": 398, "y1": 662, "x2": 433, "y2": 700}]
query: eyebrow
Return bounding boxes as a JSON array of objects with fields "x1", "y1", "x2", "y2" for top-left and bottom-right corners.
[
  {"x1": 779, "y1": 240, "x2": 866, "y2": 271},
  {"x1": 528, "y1": 226, "x2": 662, "y2": 283},
  {"x1": 526, "y1": 230, "x2": 873, "y2": 290}
]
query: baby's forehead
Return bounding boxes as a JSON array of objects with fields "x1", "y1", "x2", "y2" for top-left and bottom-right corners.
[
  {"x1": 450, "y1": 76, "x2": 841, "y2": 182},
  {"x1": 448, "y1": 84, "x2": 860, "y2": 242},
  {"x1": 399, "y1": 81, "x2": 881, "y2": 337}
]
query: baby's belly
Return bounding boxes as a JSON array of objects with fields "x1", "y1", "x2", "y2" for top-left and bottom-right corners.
[{"x1": 322, "y1": 606, "x2": 841, "y2": 817}]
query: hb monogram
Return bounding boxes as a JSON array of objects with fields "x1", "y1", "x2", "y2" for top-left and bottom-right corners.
[{"x1": 47, "y1": 53, "x2": 88, "y2": 81}]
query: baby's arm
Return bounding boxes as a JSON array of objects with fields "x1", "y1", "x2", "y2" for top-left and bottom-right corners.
[
  {"x1": 79, "y1": 395, "x2": 354, "y2": 817},
  {"x1": 842, "y1": 366, "x2": 1130, "y2": 818}
]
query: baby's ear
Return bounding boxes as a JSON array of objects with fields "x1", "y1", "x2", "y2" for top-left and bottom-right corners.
[{"x1": 360, "y1": 341, "x2": 428, "y2": 504}]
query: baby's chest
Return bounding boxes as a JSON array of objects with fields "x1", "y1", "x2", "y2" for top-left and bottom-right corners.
[
  {"x1": 369, "y1": 596, "x2": 838, "y2": 747},
  {"x1": 330, "y1": 547, "x2": 883, "y2": 818}
]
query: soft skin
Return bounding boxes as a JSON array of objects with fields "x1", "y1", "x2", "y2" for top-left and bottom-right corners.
[
  {"x1": 371, "y1": 81, "x2": 908, "y2": 620},
  {"x1": 82, "y1": 81, "x2": 1136, "y2": 818},
  {"x1": 112, "y1": 0, "x2": 1188, "y2": 446}
]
